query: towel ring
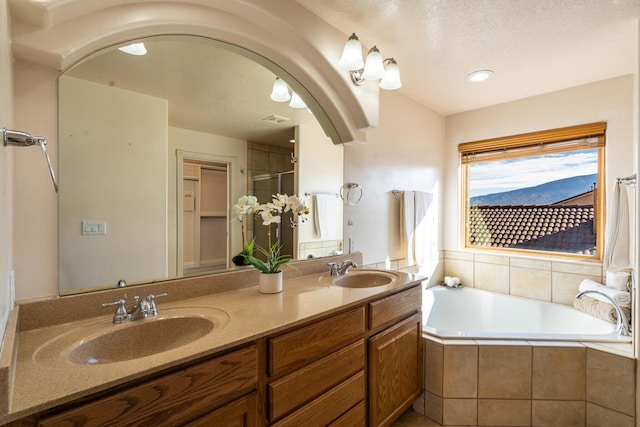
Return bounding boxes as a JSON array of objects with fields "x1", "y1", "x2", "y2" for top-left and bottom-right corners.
[{"x1": 340, "y1": 183, "x2": 363, "y2": 205}]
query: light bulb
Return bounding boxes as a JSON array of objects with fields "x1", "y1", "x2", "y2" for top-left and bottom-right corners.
[
  {"x1": 118, "y1": 42, "x2": 147, "y2": 56},
  {"x1": 270, "y1": 77, "x2": 291, "y2": 102},
  {"x1": 362, "y1": 47, "x2": 384, "y2": 80},
  {"x1": 289, "y1": 92, "x2": 307, "y2": 108},
  {"x1": 338, "y1": 33, "x2": 364, "y2": 71},
  {"x1": 379, "y1": 59, "x2": 402, "y2": 90}
]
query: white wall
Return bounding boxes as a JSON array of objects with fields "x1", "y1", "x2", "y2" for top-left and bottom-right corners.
[
  {"x1": 297, "y1": 120, "x2": 344, "y2": 257},
  {"x1": 444, "y1": 75, "x2": 634, "y2": 253},
  {"x1": 58, "y1": 77, "x2": 168, "y2": 293},
  {"x1": 0, "y1": 0, "x2": 14, "y2": 347},
  {"x1": 343, "y1": 89, "x2": 446, "y2": 276}
]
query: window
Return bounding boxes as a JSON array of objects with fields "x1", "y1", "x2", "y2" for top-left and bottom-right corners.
[{"x1": 459, "y1": 122, "x2": 606, "y2": 259}]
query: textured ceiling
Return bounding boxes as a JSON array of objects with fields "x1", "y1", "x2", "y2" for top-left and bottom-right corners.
[{"x1": 296, "y1": 0, "x2": 640, "y2": 115}]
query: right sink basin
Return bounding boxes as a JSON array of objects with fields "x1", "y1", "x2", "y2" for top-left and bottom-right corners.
[{"x1": 331, "y1": 269, "x2": 400, "y2": 288}]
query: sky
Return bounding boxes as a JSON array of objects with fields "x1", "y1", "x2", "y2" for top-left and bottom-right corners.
[{"x1": 468, "y1": 149, "x2": 598, "y2": 198}]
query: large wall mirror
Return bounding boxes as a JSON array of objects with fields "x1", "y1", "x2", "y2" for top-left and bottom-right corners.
[{"x1": 58, "y1": 35, "x2": 344, "y2": 295}]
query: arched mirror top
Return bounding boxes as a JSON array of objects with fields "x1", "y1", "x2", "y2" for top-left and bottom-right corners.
[{"x1": 10, "y1": 0, "x2": 379, "y2": 144}]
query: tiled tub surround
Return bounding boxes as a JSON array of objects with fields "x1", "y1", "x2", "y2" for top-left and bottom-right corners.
[
  {"x1": 419, "y1": 285, "x2": 635, "y2": 425},
  {"x1": 0, "y1": 253, "x2": 427, "y2": 423},
  {"x1": 443, "y1": 250, "x2": 609, "y2": 306},
  {"x1": 422, "y1": 338, "x2": 635, "y2": 426}
]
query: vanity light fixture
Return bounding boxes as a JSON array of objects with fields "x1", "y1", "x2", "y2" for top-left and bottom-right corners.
[
  {"x1": 270, "y1": 77, "x2": 291, "y2": 102},
  {"x1": 339, "y1": 33, "x2": 402, "y2": 90},
  {"x1": 118, "y1": 42, "x2": 147, "y2": 56},
  {"x1": 465, "y1": 69, "x2": 494, "y2": 83},
  {"x1": 289, "y1": 92, "x2": 307, "y2": 108},
  {"x1": 269, "y1": 78, "x2": 308, "y2": 109}
]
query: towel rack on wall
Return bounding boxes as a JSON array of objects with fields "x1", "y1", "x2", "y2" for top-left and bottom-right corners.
[
  {"x1": 304, "y1": 192, "x2": 339, "y2": 197},
  {"x1": 616, "y1": 174, "x2": 637, "y2": 186},
  {"x1": 391, "y1": 190, "x2": 403, "y2": 195},
  {"x1": 340, "y1": 183, "x2": 363, "y2": 205},
  {"x1": 2, "y1": 127, "x2": 58, "y2": 192}
]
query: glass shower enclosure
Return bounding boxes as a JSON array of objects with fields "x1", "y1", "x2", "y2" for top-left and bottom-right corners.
[{"x1": 251, "y1": 170, "x2": 296, "y2": 261}]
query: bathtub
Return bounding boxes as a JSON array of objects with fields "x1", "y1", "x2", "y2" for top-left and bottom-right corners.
[{"x1": 422, "y1": 286, "x2": 631, "y2": 342}]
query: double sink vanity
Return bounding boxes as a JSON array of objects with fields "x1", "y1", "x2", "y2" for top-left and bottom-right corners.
[{"x1": 0, "y1": 254, "x2": 424, "y2": 426}]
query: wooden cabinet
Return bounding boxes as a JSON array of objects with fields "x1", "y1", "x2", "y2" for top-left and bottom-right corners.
[
  {"x1": 13, "y1": 280, "x2": 423, "y2": 427},
  {"x1": 266, "y1": 307, "x2": 366, "y2": 425},
  {"x1": 37, "y1": 345, "x2": 257, "y2": 427},
  {"x1": 368, "y1": 285, "x2": 423, "y2": 427},
  {"x1": 368, "y1": 313, "x2": 423, "y2": 427}
]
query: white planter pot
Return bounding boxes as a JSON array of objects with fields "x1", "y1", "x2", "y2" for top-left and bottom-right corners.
[{"x1": 259, "y1": 271, "x2": 283, "y2": 294}]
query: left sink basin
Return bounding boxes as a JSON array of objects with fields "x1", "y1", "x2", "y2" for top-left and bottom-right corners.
[{"x1": 33, "y1": 307, "x2": 229, "y2": 367}]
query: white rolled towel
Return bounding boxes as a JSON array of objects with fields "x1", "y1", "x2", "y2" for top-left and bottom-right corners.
[{"x1": 578, "y1": 279, "x2": 631, "y2": 308}]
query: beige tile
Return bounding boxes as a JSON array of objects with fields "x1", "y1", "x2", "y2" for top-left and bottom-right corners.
[
  {"x1": 510, "y1": 266, "x2": 551, "y2": 301},
  {"x1": 424, "y1": 391, "x2": 443, "y2": 425},
  {"x1": 443, "y1": 398, "x2": 476, "y2": 425},
  {"x1": 444, "y1": 258, "x2": 474, "y2": 288},
  {"x1": 474, "y1": 262, "x2": 509, "y2": 294},
  {"x1": 586, "y1": 348, "x2": 635, "y2": 416},
  {"x1": 425, "y1": 340, "x2": 443, "y2": 396},
  {"x1": 444, "y1": 250, "x2": 473, "y2": 262},
  {"x1": 475, "y1": 253, "x2": 509, "y2": 265},
  {"x1": 510, "y1": 256, "x2": 551, "y2": 270},
  {"x1": 551, "y1": 271, "x2": 600, "y2": 305},
  {"x1": 532, "y1": 346, "x2": 586, "y2": 400},
  {"x1": 478, "y1": 399, "x2": 531, "y2": 426},
  {"x1": 551, "y1": 261, "x2": 602, "y2": 277},
  {"x1": 478, "y1": 345, "x2": 531, "y2": 398},
  {"x1": 586, "y1": 402, "x2": 635, "y2": 427},
  {"x1": 443, "y1": 345, "x2": 477, "y2": 398},
  {"x1": 532, "y1": 400, "x2": 585, "y2": 427},
  {"x1": 392, "y1": 409, "x2": 444, "y2": 427}
]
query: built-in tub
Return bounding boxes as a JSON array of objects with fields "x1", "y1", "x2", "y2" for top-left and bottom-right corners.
[{"x1": 422, "y1": 286, "x2": 631, "y2": 342}]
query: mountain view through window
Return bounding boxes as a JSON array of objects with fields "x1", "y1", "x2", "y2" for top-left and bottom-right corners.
[{"x1": 467, "y1": 149, "x2": 599, "y2": 256}]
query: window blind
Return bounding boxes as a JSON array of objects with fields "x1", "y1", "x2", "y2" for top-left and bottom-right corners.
[{"x1": 458, "y1": 122, "x2": 606, "y2": 164}]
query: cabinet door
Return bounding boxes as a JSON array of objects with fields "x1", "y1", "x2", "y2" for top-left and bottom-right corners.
[
  {"x1": 184, "y1": 392, "x2": 257, "y2": 427},
  {"x1": 368, "y1": 313, "x2": 423, "y2": 427}
]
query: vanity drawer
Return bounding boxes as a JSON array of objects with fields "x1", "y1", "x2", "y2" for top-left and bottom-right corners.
[
  {"x1": 271, "y1": 371, "x2": 365, "y2": 427},
  {"x1": 37, "y1": 345, "x2": 257, "y2": 427},
  {"x1": 268, "y1": 307, "x2": 365, "y2": 376},
  {"x1": 268, "y1": 339, "x2": 365, "y2": 421},
  {"x1": 369, "y1": 285, "x2": 422, "y2": 331}
]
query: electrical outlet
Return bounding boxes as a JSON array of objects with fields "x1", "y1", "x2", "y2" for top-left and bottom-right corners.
[{"x1": 349, "y1": 237, "x2": 357, "y2": 253}]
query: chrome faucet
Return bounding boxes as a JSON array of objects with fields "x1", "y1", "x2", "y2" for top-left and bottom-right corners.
[
  {"x1": 102, "y1": 293, "x2": 168, "y2": 324},
  {"x1": 328, "y1": 260, "x2": 358, "y2": 276},
  {"x1": 575, "y1": 290, "x2": 631, "y2": 336}
]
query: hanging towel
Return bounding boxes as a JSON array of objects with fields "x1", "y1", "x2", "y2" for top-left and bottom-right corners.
[
  {"x1": 400, "y1": 191, "x2": 415, "y2": 265},
  {"x1": 573, "y1": 295, "x2": 631, "y2": 324},
  {"x1": 604, "y1": 181, "x2": 631, "y2": 270},
  {"x1": 313, "y1": 194, "x2": 340, "y2": 239},
  {"x1": 578, "y1": 279, "x2": 631, "y2": 308},
  {"x1": 413, "y1": 191, "x2": 434, "y2": 267}
]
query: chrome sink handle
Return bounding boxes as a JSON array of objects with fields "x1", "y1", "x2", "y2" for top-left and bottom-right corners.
[
  {"x1": 328, "y1": 262, "x2": 339, "y2": 276},
  {"x1": 101, "y1": 299, "x2": 128, "y2": 324},
  {"x1": 146, "y1": 293, "x2": 168, "y2": 316}
]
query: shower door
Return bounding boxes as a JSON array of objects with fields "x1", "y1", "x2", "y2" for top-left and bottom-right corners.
[{"x1": 252, "y1": 171, "x2": 295, "y2": 260}]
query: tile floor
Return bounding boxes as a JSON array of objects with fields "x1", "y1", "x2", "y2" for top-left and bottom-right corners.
[{"x1": 392, "y1": 410, "x2": 448, "y2": 427}]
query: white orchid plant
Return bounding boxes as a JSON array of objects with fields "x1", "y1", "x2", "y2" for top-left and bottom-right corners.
[
  {"x1": 233, "y1": 194, "x2": 309, "y2": 273},
  {"x1": 232, "y1": 195, "x2": 261, "y2": 266}
]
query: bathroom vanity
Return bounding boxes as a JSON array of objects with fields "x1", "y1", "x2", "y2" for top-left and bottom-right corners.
[{"x1": 0, "y1": 256, "x2": 424, "y2": 427}]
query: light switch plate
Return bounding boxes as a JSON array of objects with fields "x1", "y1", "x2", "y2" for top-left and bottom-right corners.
[{"x1": 82, "y1": 220, "x2": 107, "y2": 235}]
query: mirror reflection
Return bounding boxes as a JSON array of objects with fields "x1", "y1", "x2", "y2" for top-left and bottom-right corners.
[{"x1": 58, "y1": 35, "x2": 343, "y2": 295}]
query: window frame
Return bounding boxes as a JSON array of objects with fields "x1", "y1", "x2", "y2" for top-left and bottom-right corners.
[{"x1": 459, "y1": 122, "x2": 606, "y2": 260}]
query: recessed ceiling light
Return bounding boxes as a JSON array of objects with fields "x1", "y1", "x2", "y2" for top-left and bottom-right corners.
[
  {"x1": 465, "y1": 70, "x2": 494, "y2": 83},
  {"x1": 118, "y1": 42, "x2": 147, "y2": 56}
]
